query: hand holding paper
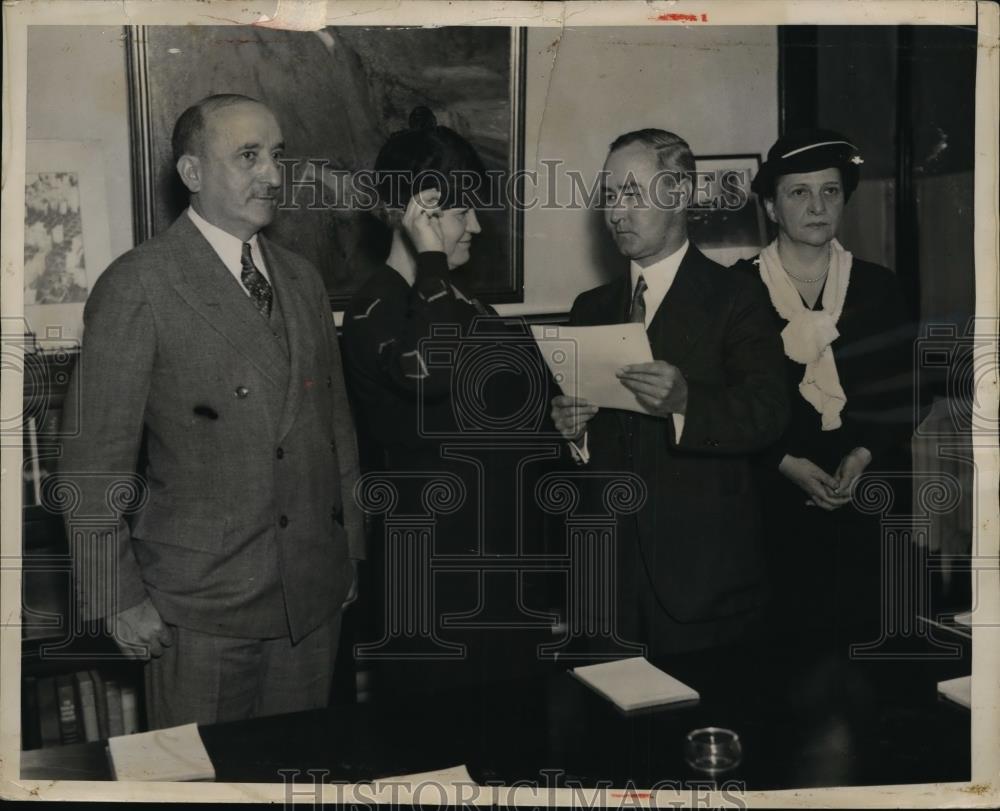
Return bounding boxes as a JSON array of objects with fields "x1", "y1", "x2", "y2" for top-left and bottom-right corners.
[
  {"x1": 550, "y1": 395, "x2": 598, "y2": 441},
  {"x1": 616, "y1": 360, "x2": 689, "y2": 416},
  {"x1": 531, "y1": 323, "x2": 656, "y2": 414}
]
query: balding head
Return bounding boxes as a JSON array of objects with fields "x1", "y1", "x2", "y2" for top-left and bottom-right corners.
[
  {"x1": 171, "y1": 94, "x2": 265, "y2": 163},
  {"x1": 173, "y1": 94, "x2": 285, "y2": 241}
]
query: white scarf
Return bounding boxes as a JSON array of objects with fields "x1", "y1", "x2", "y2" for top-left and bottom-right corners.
[{"x1": 756, "y1": 238, "x2": 853, "y2": 430}]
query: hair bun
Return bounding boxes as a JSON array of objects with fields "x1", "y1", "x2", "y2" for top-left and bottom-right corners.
[{"x1": 408, "y1": 106, "x2": 437, "y2": 131}]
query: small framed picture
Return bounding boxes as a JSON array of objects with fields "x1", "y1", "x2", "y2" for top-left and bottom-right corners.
[
  {"x1": 688, "y1": 154, "x2": 767, "y2": 267},
  {"x1": 24, "y1": 140, "x2": 113, "y2": 349}
]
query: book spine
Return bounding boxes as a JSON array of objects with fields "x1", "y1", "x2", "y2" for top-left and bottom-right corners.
[
  {"x1": 21, "y1": 675, "x2": 42, "y2": 751},
  {"x1": 89, "y1": 669, "x2": 109, "y2": 740},
  {"x1": 37, "y1": 676, "x2": 60, "y2": 748},
  {"x1": 106, "y1": 745, "x2": 117, "y2": 781},
  {"x1": 55, "y1": 673, "x2": 81, "y2": 745},
  {"x1": 105, "y1": 679, "x2": 124, "y2": 738},
  {"x1": 74, "y1": 671, "x2": 100, "y2": 742},
  {"x1": 120, "y1": 684, "x2": 139, "y2": 735}
]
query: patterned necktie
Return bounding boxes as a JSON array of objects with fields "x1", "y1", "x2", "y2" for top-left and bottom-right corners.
[
  {"x1": 240, "y1": 242, "x2": 273, "y2": 318},
  {"x1": 628, "y1": 275, "x2": 647, "y2": 324}
]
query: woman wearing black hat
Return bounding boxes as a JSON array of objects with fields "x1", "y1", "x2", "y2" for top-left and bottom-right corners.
[
  {"x1": 342, "y1": 108, "x2": 552, "y2": 695},
  {"x1": 734, "y1": 129, "x2": 917, "y2": 634}
]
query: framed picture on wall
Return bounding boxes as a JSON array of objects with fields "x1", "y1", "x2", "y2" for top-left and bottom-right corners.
[
  {"x1": 23, "y1": 140, "x2": 113, "y2": 349},
  {"x1": 688, "y1": 154, "x2": 768, "y2": 267},
  {"x1": 125, "y1": 25, "x2": 527, "y2": 309}
]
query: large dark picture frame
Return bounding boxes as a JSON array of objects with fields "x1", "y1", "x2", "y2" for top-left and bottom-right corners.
[{"x1": 126, "y1": 25, "x2": 527, "y2": 309}]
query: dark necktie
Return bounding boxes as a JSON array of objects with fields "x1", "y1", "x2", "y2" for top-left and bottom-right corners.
[
  {"x1": 628, "y1": 275, "x2": 647, "y2": 324},
  {"x1": 240, "y1": 242, "x2": 273, "y2": 318}
]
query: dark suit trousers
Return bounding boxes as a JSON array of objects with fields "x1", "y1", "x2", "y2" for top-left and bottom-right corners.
[
  {"x1": 144, "y1": 612, "x2": 342, "y2": 730},
  {"x1": 614, "y1": 519, "x2": 765, "y2": 658}
]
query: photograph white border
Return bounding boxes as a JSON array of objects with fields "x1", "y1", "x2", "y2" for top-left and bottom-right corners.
[{"x1": 1, "y1": 1, "x2": 996, "y2": 806}]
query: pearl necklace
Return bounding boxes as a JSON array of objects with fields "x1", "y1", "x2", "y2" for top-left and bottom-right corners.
[
  {"x1": 784, "y1": 266, "x2": 828, "y2": 284},
  {"x1": 783, "y1": 245, "x2": 831, "y2": 284}
]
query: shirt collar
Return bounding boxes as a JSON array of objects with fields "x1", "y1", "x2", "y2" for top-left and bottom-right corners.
[
  {"x1": 186, "y1": 206, "x2": 263, "y2": 276},
  {"x1": 630, "y1": 239, "x2": 689, "y2": 295}
]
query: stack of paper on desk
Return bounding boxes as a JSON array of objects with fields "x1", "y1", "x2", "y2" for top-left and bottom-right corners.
[
  {"x1": 937, "y1": 675, "x2": 971, "y2": 709},
  {"x1": 107, "y1": 722, "x2": 215, "y2": 781},
  {"x1": 373, "y1": 764, "x2": 474, "y2": 789},
  {"x1": 572, "y1": 657, "x2": 700, "y2": 712}
]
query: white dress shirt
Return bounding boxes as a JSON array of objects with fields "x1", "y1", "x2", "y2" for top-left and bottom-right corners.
[
  {"x1": 631, "y1": 240, "x2": 687, "y2": 442},
  {"x1": 630, "y1": 240, "x2": 689, "y2": 330},
  {"x1": 569, "y1": 240, "x2": 690, "y2": 464},
  {"x1": 186, "y1": 206, "x2": 271, "y2": 293}
]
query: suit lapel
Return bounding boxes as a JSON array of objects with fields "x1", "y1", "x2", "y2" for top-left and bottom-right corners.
[
  {"x1": 261, "y1": 237, "x2": 315, "y2": 443},
  {"x1": 595, "y1": 273, "x2": 632, "y2": 325},
  {"x1": 166, "y1": 216, "x2": 289, "y2": 388},
  {"x1": 645, "y1": 245, "x2": 716, "y2": 367}
]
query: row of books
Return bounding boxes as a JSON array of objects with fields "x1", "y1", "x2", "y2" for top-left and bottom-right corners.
[{"x1": 22, "y1": 670, "x2": 141, "y2": 750}]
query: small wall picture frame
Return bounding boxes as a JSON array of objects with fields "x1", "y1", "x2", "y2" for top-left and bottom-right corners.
[
  {"x1": 688, "y1": 154, "x2": 767, "y2": 267},
  {"x1": 24, "y1": 140, "x2": 113, "y2": 350}
]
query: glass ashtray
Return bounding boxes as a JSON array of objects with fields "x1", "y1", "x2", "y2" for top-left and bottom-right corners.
[{"x1": 684, "y1": 726, "x2": 743, "y2": 774}]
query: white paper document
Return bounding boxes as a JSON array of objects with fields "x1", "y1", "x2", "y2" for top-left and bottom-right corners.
[
  {"x1": 937, "y1": 675, "x2": 971, "y2": 709},
  {"x1": 531, "y1": 323, "x2": 655, "y2": 414},
  {"x1": 373, "y1": 764, "x2": 475, "y2": 789},
  {"x1": 572, "y1": 657, "x2": 700, "y2": 712},
  {"x1": 107, "y1": 722, "x2": 215, "y2": 781}
]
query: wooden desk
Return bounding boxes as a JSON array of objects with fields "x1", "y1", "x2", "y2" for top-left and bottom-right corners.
[{"x1": 21, "y1": 633, "x2": 970, "y2": 789}]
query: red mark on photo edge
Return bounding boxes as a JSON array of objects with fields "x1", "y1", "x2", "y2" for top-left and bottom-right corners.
[
  {"x1": 655, "y1": 12, "x2": 708, "y2": 22},
  {"x1": 611, "y1": 791, "x2": 653, "y2": 799}
]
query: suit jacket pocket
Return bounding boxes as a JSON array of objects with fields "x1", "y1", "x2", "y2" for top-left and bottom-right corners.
[{"x1": 131, "y1": 497, "x2": 228, "y2": 554}]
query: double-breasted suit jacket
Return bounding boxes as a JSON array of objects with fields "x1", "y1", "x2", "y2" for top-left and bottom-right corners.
[
  {"x1": 568, "y1": 245, "x2": 788, "y2": 646},
  {"x1": 61, "y1": 214, "x2": 363, "y2": 642}
]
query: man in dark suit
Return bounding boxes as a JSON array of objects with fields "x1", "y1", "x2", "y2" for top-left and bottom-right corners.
[
  {"x1": 61, "y1": 94, "x2": 363, "y2": 728},
  {"x1": 551, "y1": 129, "x2": 788, "y2": 655}
]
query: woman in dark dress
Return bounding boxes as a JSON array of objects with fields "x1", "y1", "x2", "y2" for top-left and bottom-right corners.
[
  {"x1": 342, "y1": 108, "x2": 553, "y2": 695},
  {"x1": 734, "y1": 130, "x2": 917, "y2": 634}
]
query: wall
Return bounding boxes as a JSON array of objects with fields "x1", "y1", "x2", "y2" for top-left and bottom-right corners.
[
  {"x1": 812, "y1": 24, "x2": 977, "y2": 329},
  {"x1": 509, "y1": 25, "x2": 778, "y2": 315},
  {"x1": 26, "y1": 26, "x2": 134, "y2": 262},
  {"x1": 24, "y1": 24, "x2": 778, "y2": 316}
]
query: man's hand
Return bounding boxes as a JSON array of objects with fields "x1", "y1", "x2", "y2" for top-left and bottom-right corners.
[
  {"x1": 616, "y1": 361, "x2": 688, "y2": 417},
  {"x1": 833, "y1": 447, "x2": 872, "y2": 498},
  {"x1": 401, "y1": 189, "x2": 445, "y2": 254},
  {"x1": 341, "y1": 559, "x2": 360, "y2": 611},
  {"x1": 779, "y1": 454, "x2": 848, "y2": 511},
  {"x1": 551, "y1": 395, "x2": 598, "y2": 442},
  {"x1": 107, "y1": 598, "x2": 172, "y2": 660}
]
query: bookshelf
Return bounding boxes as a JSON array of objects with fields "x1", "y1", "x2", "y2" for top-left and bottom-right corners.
[{"x1": 20, "y1": 350, "x2": 146, "y2": 751}]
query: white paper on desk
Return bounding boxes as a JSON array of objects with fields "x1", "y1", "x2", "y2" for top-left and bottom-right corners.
[
  {"x1": 373, "y1": 764, "x2": 474, "y2": 789},
  {"x1": 107, "y1": 722, "x2": 215, "y2": 781},
  {"x1": 937, "y1": 675, "x2": 971, "y2": 709},
  {"x1": 572, "y1": 657, "x2": 699, "y2": 712},
  {"x1": 532, "y1": 323, "x2": 654, "y2": 414}
]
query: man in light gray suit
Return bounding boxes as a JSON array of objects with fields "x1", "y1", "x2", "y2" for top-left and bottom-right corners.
[{"x1": 61, "y1": 94, "x2": 363, "y2": 728}]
